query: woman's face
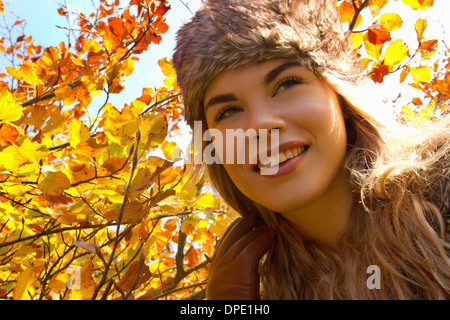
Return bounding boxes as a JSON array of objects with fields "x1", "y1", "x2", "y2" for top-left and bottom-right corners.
[{"x1": 203, "y1": 59, "x2": 349, "y2": 216}]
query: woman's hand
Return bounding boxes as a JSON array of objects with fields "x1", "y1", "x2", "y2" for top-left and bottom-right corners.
[{"x1": 206, "y1": 216, "x2": 275, "y2": 300}]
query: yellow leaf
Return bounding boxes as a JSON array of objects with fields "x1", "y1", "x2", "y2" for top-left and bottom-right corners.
[
  {"x1": 410, "y1": 65, "x2": 431, "y2": 83},
  {"x1": 0, "y1": 145, "x2": 27, "y2": 171},
  {"x1": 378, "y1": 13, "x2": 403, "y2": 31},
  {"x1": 195, "y1": 192, "x2": 220, "y2": 208},
  {"x1": 54, "y1": 86, "x2": 73, "y2": 101},
  {"x1": 13, "y1": 267, "x2": 36, "y2": 300},
  {"x1": 160, "y1": 140, "x2": 180, "y2": 160},
  {"x1": 5, "y1": 63, "x2": 42, "y2": 86},
  {"x1": 121, "y1": 57, "x2": 134, "y2": 76},
  {"x1": 103, "y1": 105, "x2": 139, "y2": 147},
  {"x1": 383, "y1": 39, "x2": 408, "y2": 67},
  {"x1": 67, "y1": 261, "x2": 98, "y2": 300},
  {"x1": 38, "y1": 171, "x2": 71, "y2": 196},
  {"x1": 158, "y1": 57, "x2": 176, "y2": 77},
  {"x1": 414, "y1": 18, "x2": 427, "y2": 42},
  {"x1": 139, "y1": 113, "x2": 168, "y2": 148},
  {"x1": 68, "y1": 119, "x2": 90, "y2": 149},
  {"x1": 402, "y1": 0, "x2": 433, "y2": 10},
  {"x1": 82, "y1": 39, "x2": 103, "y2": 53},
  {"x1": 19, "y1": 139, "x2": 49, "y2": 165},
  {"x1": 350, "y1": 32, "x2": 364, "y2": 49},
  {"x1": 39, "y1": 46, "x2": 60, "y2": 71},
  {"x1": 0, "y1": 87, "x2": 23, "y2": 122}
]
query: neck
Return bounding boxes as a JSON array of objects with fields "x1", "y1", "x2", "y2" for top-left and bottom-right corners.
[{"x1": 282, "y1": 170, "x2": 354, "y2": 250}]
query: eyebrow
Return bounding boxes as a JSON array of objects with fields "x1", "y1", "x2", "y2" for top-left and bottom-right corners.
[
  {"x1": 204, "y1": 61, "x2": 301, "y2": 110},
  {"x1": 264, "y1": 61, "x2": 301, "y2": 85},
  {"x1": 204, "y1": 93, "x2": 238, "y2": 110}
]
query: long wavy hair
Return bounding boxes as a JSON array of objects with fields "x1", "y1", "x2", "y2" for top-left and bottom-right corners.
[{"x1": 173, "y1": 0, "x2": 450, "y2": 299}]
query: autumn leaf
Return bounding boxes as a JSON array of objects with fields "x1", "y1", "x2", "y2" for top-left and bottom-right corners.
[
  {"x1": 13, "y1": 267, "x2": 37, "y2": 300},
  {"x1": 158, "y1": 57, "x2": 176, "y2": 77},
  {"x1": 0, "y1": 123, "x2": 19, "y2": 146},
  {"x1": 67, "y1": 261, "x2": 98, "y2": 300},
  {"x1": 68, "y1": 118, "x2": 90, "y2": 149},
  {"x1": 383, "y1": 39, "x2": 408, "y2": 67},
  {"x1": 371, "y1": 64, "x2": 390, "y2": 83},
  {"x1": 402, "y1": 0, "x2": 434, "y2": 10},
  {"x1": 72, "y1": 239, "x2": 99, "y2": 254},
  {"x1": 0, "y1": 87, "x2": 23, "y2": 123},
  {"x1": 410, "y1": 65, "x2": 431, "y2": 83},
  {"x1": 414, "y1": 18, "x2": 427, "y2": 43},
  {"x1": 367, "y1": 25, "x2": 391, "y2": 45},
  {"x1": 338, "y1": 1, "x2": 363, "y2": 29},
  {"x1": 38, "y1": 171, "x2": 71, "y2": 196},
  {"x1": 118, "y1": 258, "x2": 152, "y2": 293},
  {"x1": 104, "y1": 200, "x2": 147, "y2": 224},
  {"x1": 377, "y1": 13, "x2": 403, "y2": 31},
  {"x1": 368, "y1": 0, "x2": 388, "y2": 17}
]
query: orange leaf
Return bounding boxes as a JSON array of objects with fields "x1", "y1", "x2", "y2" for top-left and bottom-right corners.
[
  {"x1": 371, "y1": 64, "x2": 390, "y2": 83},
  {"x1": 118, "y1": 259, "x2": 151, "y2": 293},
  {"x1": 367, "y1": 25, "x2": 391, "y2": 45},
  {"x1": 338, "y1": 1, "x2": 363, "y2": 28},
  {"x1": 412, "y1": 97, "x2": 423, "y2": 106},
  {"x1": 0, "y1": 123, "x2": 19, "y2": 146},
  {"x1": 104, "y1": 201, "x2": 146, "y2": 224},
  {"x1": 400, "y1": 65, "x2": 410, "y2": 83},
  {"x1": 108, "y1": 17, "x2": 125, "y2": 37}
]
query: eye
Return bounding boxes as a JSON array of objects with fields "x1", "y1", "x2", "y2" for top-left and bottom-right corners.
[
  {"x1": 273, "y1": 77, "x2": 304, "y2": 96},
  {"x1": 215, "y1": 106, "x2": 242, "y2": 122}
]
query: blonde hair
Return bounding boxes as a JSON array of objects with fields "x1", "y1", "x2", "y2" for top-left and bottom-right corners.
[{"x1": 174, "y1": 0, "x2": 450, "y2": 299}]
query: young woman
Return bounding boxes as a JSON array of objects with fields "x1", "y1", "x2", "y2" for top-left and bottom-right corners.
[{"x1": 172, "y1": 0, "x2": 450, "y2": 299}]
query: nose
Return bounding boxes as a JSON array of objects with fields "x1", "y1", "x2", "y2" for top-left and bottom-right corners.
[{"x1": 247, "y1": 100, "x2": 287, "y2": 136}]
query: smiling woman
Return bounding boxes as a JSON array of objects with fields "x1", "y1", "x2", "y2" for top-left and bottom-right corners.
[{"x1": 173, "y1": 0, "x2": 450, "y2": 300}]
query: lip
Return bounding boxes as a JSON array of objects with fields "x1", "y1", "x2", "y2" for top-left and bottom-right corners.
[{"x1": 251, "y1": 141, "x2": 309, "y2": 177}]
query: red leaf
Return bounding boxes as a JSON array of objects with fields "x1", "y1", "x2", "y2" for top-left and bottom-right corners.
[
  {"x1": 371, "y1": 64, "x2": 390, "y2": 83},
  {"x1": 367, "y1": 25, "x2": 391, "y2": 45}
]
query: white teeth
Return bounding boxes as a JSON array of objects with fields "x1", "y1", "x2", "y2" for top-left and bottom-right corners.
[{"x1": 257, "y1": 146, "x2": 306, "y2": 169}]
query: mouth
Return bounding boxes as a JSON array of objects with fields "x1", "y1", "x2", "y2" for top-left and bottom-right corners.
[{"x1": 253, "y1": 144, "x2": 310, "y2": 173}]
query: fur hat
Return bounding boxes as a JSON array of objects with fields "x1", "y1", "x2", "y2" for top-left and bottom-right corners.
[{"x1": 173, "y1": 0, "x2": 364, "y2": 128}]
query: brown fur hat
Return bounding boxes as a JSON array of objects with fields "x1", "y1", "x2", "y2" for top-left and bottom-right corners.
[{"x1": 173, "y1": 0, "x2": 364, "y2": 128}]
